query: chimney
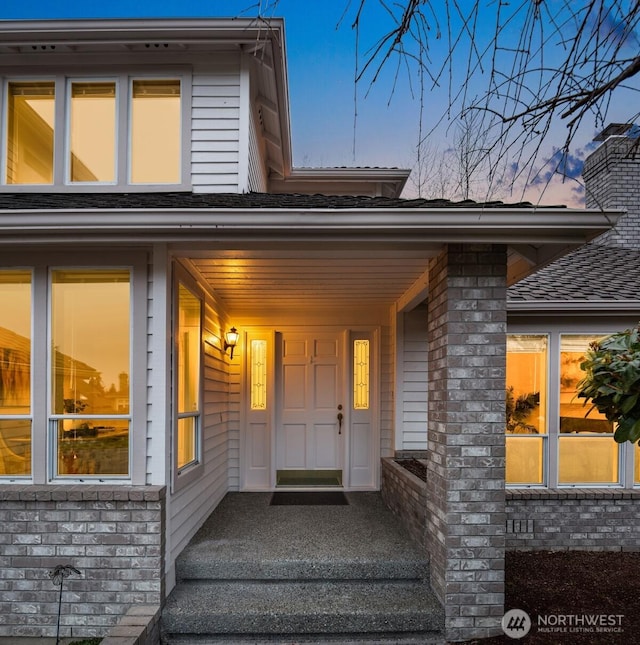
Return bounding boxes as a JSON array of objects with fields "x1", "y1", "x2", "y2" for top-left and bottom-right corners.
[{"x1": 583, "y1": 123, "x2": 640, "y2": 249}]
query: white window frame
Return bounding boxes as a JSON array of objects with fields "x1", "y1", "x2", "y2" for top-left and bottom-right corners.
[
  {"x1": 172, "y1": 264, "x2": 204, "y2": 491},
  {"x1": 0, "y1": 72, "x2": 191, "y2": 192},
  {"x1": 0, "y1": 250, "x2": 146, "y2": 484},
  {"x1": 506, "y1": 322, "x2": 638, "y2": 490}
]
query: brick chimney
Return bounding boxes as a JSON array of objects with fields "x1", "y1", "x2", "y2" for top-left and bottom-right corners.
[{"x1": 582, "y1": 123, "x2": 640, "y2": 249}]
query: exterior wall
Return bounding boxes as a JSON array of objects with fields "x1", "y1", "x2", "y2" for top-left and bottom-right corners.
[
  {"x1": 397, "y1": 306, "x2": 428, "y2": 451},
  {"x1": 247, "y1": 106, "x2": 268, "y2": 193},
  {"x1": 166, "y1": 265, "x2": 232, "y2": 587},
  {"x1": 426, "y1": 243, "x2": 507, "y2": 641},
  {"x1": 583, "y1": 136, "x2": 640, "y2": 249},
  {"x1": 0, "y1": 485, "x2": 165, "y2": 640},
  {"x1": 506, "y1": 489, "x2": 640, "y2": 550},
  {"x1": 381, "y1": 466, "x2": 640, "y2": 555},
  {"x1": 191, "y1": 59, "x2": 242, "y2": 193},
  {"x1": 381, "y1": 457, "x2": 427, "y2": 548}
]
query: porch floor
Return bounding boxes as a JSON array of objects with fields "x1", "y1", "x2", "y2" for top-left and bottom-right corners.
[{"x1": 162, "y1": 492, "x2": 444, "y2": 644}]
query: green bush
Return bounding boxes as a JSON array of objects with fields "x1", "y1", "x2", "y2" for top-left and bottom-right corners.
[{"x1": 576, "y1": 324, "x2": 640, "y2": 444}]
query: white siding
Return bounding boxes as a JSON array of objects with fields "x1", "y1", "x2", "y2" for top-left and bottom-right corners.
[
  {"x1": 191, "y1": 61, "x2": 242, "y2": 193},
  {"x1": 166, "y1": 272, "x2": 233, "y2": 585},
  {"x1": 399, "y1": 307, "x2": 428, "y2": 450},
  {"x1": 247, "y1": 107, "x2": 268, "y2": 193}
]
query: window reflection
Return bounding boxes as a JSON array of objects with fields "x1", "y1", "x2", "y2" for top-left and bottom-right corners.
[
  {"x1": 51, "y1": 270, "x2": 130, "y2": 477},
  {"x1": 6, "y1": 82, "x2": 55, "y2": 184},
  {"x1": 177, "y1": 284, "x2": 201, "y2": 469},
  {"x1": 0, "y1": 270, "x2": 31, "y2": 476}
]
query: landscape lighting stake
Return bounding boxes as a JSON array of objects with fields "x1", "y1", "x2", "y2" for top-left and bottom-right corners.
[{"x1": 50, "y1": 564, "x2": 81, "y2": 645}]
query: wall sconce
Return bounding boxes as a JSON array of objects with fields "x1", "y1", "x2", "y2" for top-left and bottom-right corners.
[{"x1": 224, "y1": 327, "x2": 239, "y2": 359}]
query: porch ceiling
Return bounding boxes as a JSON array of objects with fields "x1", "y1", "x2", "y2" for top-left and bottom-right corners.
[{"x1": 186, "y1": 249, "x2": 435, "y2": 314}]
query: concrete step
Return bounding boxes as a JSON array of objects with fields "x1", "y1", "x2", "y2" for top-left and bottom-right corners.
[
  {"x1": 176, "y1": 554, "x2": 429, "y2": 582},
  {"x1": 161, "y1": 579, "x2": 444, "y2": 640}
]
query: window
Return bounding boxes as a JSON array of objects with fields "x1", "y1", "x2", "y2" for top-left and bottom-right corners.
[
  {"x1": 353, "y1": 339, "x2": 370, "y2": 410},
  {"x1": 0, "y1": 270, "x2": 32, "y2": 476},
  {"x1": 506, "y1": 335, "x2": 547, "y2": 485},
  {"x1": 3, "y1": 76, "x2": 183, "y2": 187},
  {"x1": 131, "y1": 80, "x2": 181, "y2": 184},
  {"x1": 176, "y1": 283, "x2": 201, "y2": 471},
  {"x1": 70, "y1": 82, "x2": 116, "y2": 182},
  {"x1": 558, "y1": 335, "x2": 618, "y2": 484},
  {"x1": 6, "y1": 82, "x2": 55, "y2": 184},
  {"x1": 51, "y1": 269, "x2": 131, "y2": 477},
  {"x1": 250, "y1": 339, "x2": 267, "y2": 410},
  {"x1": 506, "y1": 330, "x2": 634, "y2": 488}
]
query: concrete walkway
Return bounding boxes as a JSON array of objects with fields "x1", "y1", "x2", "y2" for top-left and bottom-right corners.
[
  {"x1": 163, "y1": 492, "x2": 444, "y2": 644},
  {"x1": 176, "y1": 491, "x2": 430, "y2": 580}
]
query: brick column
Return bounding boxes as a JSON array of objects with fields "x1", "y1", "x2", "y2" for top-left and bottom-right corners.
[{"x1": 426, "y1": 244, "x2": 507, "y2": 641}]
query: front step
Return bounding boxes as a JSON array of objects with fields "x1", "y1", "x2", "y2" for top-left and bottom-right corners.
[
  {"x1": 162, "y1": 580, "x2": 443, "y2": 638},
  {"x1": 160, "y1": 492, "x2": 444, "y2": 643}
]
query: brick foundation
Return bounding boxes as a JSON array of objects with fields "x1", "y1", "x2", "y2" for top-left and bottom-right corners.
[
  {"x1": 383, "y1": 463, "x2": 640, "y2": 552},
  {"x1": 0, "y1": 485, "x2": 166, "y2": 640}
]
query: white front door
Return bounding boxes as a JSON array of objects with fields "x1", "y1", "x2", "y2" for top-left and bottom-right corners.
[{"x1": 276, "y1": 331, "x2": 344, "y2": 482}]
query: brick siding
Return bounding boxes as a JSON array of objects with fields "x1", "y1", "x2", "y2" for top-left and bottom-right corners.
[
  {"x1": 425, "y1": 244, "x2": 507, "y2": 641},
  {"x1": 506, "y1": 489, "x2": 640, "y2": 550},
  {"x1": 0, "y1": 485, "x2": 165, "y2": 640},
  {"x1": 583, "y1": 136, "x2": 640, "y2": 249}
]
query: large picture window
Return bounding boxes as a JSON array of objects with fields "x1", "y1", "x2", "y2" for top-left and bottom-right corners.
[
  {"x1": 176, "y1": 283, "x2": 201, "y2": 471},
  {"x1": 0, "y1": 270, "x2": 32, "y2": 476},
  {"x1": 50, "y1": 269, "x2": 131, "y2": 477},
  {"x1": 506, "y1": 330, "x2": 633, "y2": 488}
]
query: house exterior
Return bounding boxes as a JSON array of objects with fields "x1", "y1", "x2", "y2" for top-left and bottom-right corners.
[{"x1": 0, "y1": 18, "x2": 624, "y2": 643}]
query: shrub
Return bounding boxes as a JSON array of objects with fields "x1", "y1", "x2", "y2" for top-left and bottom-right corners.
[{"x1": 576, "y1": 324, "x2": 640, "y2": 444}]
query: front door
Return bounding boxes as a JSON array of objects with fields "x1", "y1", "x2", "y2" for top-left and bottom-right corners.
[{"x1": 276, "y1": 331, "x2": 343, "y2": 486}]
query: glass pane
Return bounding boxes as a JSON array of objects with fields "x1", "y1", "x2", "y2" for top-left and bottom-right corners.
[
  {"x1": 354, "y1": 339, "x2": 370, "y2": 410},
  {"x1": 559, "y1": 334, "x2": 612, "y2": 434},
  {"x1": 0, "y1": 419, "x2": 31, "y2": 476},
  {"x1": 131, "y1": 80, "x2": 180, "y2": 183},
  {"x1": 0, "y1": 271, "x2": 31, "y2": 413},
  {"x1": 177, "y1": 284, "x2": 201, "y2": 416},
  {"x1": 506, "y1": 436, "x2": 544, "y2": 484},
  {"x1": 51, "y1": 270, "x2": 130, "y2": 416},
  {"x1": 250, "y1": 340, "x2": 267, "y2": 410},
  {"x1": 506, "y1": 335, "x2": 547, "y2": 434},
  {"x1": 70, "y1": 82, "x2": 116, "y2": 182},
  {"x1": 558, "y1": 436, "x2": 619, "y2": 484},
  {"x1": 57, "y1": 418, "x2": 129, "y2": 476},
  {"x1": 6, "y1": 81, "x2": 55, "y2": 184},
  {"x1": 177, "y1": 416, "x2": 197, "y2": 469}
]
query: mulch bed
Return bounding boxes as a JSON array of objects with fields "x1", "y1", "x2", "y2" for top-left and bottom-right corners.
[
  {"x1": 395, "y1": 458, "x2": 427, "y2": 481},
  {"x1": 456, "y1": 550, "x2": 640, "y2": 644}
]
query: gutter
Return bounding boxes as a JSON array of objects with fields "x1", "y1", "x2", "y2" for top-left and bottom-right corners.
[{"x1": 508, "y1": 300, "x2": 640, "y2": 313}]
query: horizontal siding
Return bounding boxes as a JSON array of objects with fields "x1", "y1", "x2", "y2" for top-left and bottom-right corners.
[
  {"x1": 248, "y1": 107, "x2": 268, "y2": 192},
  {"x1": 191, "y1": 65, "x2": 241, "y2": 193},
  {"x1": 400, "y1": 309, "x2": 428, "y2": 451},
  {"x1": 168, "y1": 281, "x2": 232, "y2": 579}
]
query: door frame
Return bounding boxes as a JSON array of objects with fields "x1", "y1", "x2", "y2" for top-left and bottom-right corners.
[{"x1": 239, "y1": 325, "x2": 380, "y2": 491}]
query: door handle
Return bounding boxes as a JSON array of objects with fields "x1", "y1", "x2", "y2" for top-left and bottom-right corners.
[{"x1": 337, "y1": 412, "x2": 343, "y2": 434}]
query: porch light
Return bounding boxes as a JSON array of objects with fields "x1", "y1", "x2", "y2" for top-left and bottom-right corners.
[{"x1": 224, "y1": 327, "x2": 239, "y2": 359}]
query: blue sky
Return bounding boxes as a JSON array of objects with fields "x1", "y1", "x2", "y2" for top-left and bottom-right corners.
[{"x1": 0, "y1": 1, "x2": 628, "y2": 205}]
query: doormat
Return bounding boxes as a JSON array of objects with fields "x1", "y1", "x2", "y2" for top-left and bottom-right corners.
[{"x1": 270, "y1": 491, "x2": 349, "y2": 506}]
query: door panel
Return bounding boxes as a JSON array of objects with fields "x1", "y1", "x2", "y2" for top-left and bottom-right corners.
[{"x1": 277, "y1": 331, "x2": 343, "y2": 477}]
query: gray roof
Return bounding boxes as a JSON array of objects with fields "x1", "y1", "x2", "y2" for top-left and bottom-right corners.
[
  {"x1": 0, "y1": 191, "x2": 549, "y2": 211},
  {"x1": 508, "y1": 244, "x2": 640, "y2": 302}
]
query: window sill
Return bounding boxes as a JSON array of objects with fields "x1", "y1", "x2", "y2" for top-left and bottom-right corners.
[
  {"x1": 0, "y1": 483, "x2": 166, "y2": 501},
  {"x1": 507, "y1": 488, "x2": 640, "y2": 500}
]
